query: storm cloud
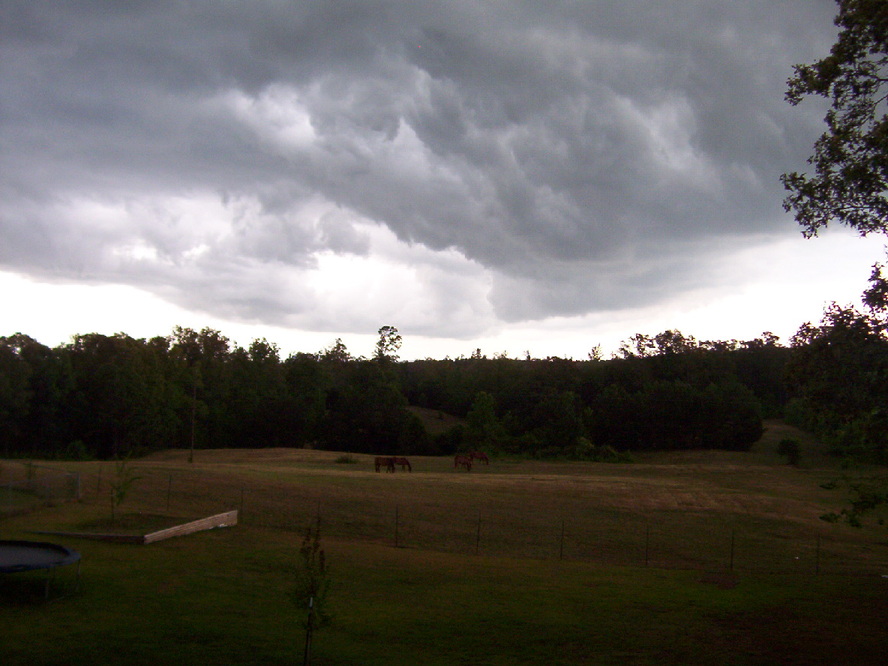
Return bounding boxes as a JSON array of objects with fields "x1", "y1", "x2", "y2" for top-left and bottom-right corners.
[{"x1": 0, "y1": 1, "x2": 840, "y2": 339}]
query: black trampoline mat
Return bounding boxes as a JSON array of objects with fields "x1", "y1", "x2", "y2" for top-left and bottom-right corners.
[{"x1": 0, "y1": 541, "x2": 81, "y2": 573}]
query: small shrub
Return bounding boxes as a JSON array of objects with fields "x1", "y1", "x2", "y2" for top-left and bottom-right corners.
[
  {"x1": 593, "y1": 445, "x2": 633, "y2": 464},
  {"x1": 571, "y1": 438, "x2": 633, "y2": 463},
  {"x1": 778, "y1": 438, "x2": 802, "y2": 466},
  {"x1": 533, "y1": 446, "x2": 565, "y2": 460},
  {"x1": 433, "y1": 425, "x2": 465, "y2": 455},
  {"x1": 65, "y1": 440, "x2": 92, "y2": 461},
  {"x1": 572, "y1": 437, "x2": 595, "y2": 459}
]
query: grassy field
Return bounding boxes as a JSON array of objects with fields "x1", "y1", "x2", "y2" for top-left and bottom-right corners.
[{"x1": 2, "y1": 421, "x2": 887, "y2": 664}]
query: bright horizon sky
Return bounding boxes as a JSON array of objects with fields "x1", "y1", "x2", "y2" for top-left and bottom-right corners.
[
  {"x1": 2, "y1": 1, "x2": 885, "y2": 360},
  {"x1": 3, "y1": 228, "x2": 882, "y2": 359}
]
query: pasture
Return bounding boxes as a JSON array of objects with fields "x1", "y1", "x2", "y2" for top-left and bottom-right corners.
[{"x1": 2, "y1": 422, "x2": 887, "y2": 664}]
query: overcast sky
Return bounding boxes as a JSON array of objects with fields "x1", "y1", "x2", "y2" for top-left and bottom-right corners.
[{"x1": 2, "y1": 0, "x2": 885, "y2": 359}]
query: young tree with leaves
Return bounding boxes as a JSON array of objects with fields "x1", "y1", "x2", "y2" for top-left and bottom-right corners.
[
  {"x1": 292, "y1": 518, "x2": 332, "y2": 665},
  {"x1": 110, "y1": 458, "x2": 142, "y2": 522}
]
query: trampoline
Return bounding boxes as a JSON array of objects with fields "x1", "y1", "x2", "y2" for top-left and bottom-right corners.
[{"x1": 0, "y1": 540, "x2": 81, "y2": 598}]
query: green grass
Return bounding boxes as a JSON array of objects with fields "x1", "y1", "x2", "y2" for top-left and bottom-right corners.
[
  {"x1": 2, "y1": 527, "x2": 886, "y2": 665},
  {"x1": 2, "y1": 422, "x2": 887, "y2": 664}
]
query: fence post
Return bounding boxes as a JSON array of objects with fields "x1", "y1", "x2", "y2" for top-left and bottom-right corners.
[
  {"x1": 815, "y1": 535, "x2": 821, "y2": 575},
  {"x1": 729, "y1": 530, "x2": 735, "y2": 572},
  {"x1": 645, "y1": 524, "x2": 650, "y2": 567}
]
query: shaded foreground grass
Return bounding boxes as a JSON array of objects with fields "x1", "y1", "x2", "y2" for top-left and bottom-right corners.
[
  {"x1": 1, "y1": 519, "x2": 887, "y2": 665},
  {"x1": 2, "y1": 428, "x2": 888, "y2": 664}
]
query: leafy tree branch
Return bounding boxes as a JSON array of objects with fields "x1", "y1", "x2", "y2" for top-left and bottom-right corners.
[{"x1": 782, "y1": 0, "x2": 888, "y2": 238}]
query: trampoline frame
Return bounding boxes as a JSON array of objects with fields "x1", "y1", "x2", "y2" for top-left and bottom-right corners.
[{"x1": 0, "y1": 540, "x2": 81, "y2": 598}]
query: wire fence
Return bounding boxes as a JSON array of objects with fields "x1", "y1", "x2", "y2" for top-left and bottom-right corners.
[
  {"x1": 0, "y1": 461, "x2": 81, "y2": 517},
  {"x1": 54, "y1": 463, "x2": 888, "y2": 577}
]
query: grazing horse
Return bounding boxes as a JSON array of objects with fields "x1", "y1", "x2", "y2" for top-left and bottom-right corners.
[
  {"x1": 468, "y1": 451, "x2": 489, "y2": 465},
  {"x1": 393, "y1": 456, "x2": 412, "y2": 472},
  {"x1": 454, "y1": 454, "x2": 473, "y2": 471},
  {"x1": 375, "y1": 456, "x2": 395, "y2": 473}
]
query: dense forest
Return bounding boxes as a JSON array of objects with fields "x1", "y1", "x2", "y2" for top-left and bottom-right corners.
[
  {"x1": 1, "y1": 314, "x2": 886, "y2": 462},
  {"x1": 0, "y1": 326, "x2": 789, "y2": 460}
]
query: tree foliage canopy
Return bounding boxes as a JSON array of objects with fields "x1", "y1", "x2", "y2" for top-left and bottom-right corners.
[
  {"x1": 0, "y1": 326, "x2": 790, "y2": 460},
  {"x1": 780, "y1": 1, "x2": 888, "y2": 466},
  {"x1": 781, "y1": 0, "x2": 888, "y2": 238},
  {"x1": 373, "y1": 325, "x2": 402, "y2": 363}
]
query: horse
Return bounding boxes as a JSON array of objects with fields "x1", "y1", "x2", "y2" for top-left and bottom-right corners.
[
  {"x1": 374, "y1": 456, "x2": 395, "y2": 473},
  {"x1": 468, "y1": 450, "x2": 489, "y2": 464},
  {"x1": 454, "y1": 454, "x2": 473, "y2": 471},
  {"x1": 393, "y1": 456, "x2": 412, "y2": 472}
]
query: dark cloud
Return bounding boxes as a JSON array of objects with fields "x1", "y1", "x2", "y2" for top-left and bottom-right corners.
[{"x1": 0, "y1": 0, "x2": 841, "y2": 335}]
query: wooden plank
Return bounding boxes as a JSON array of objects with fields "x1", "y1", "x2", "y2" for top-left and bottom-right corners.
[{"x1": 143, "y1": 510, "x2": 238, "y2": 544}]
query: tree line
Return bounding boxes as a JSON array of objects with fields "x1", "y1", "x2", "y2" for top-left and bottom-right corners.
[
  {"x1": 1, "y1": 325, "x2": 795, "y2": 461},
  {"x1": 396, "y1": 331, "x2": 790, "y2": 457},
  {"x1": 2, "y1": 315, "x2": 886, "y2": 462}
]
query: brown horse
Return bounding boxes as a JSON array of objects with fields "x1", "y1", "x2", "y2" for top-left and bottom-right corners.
[
  {"x1": 454, "y1": 454, "x2": 473, "y2": 471},
  {"x1": 393, "y1": 456, "x2": 412, "y2": 472},
  {"x1": 374, "y1": 456, "x2": 395, "y2": 473},
  {"x1": 468, "y1": 451, "x2": 489, "y2": 464}
]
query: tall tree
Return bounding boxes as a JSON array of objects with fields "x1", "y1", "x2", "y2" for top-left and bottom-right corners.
[
  {"x1": 65, "y1": 333, "x2": 177, "y2": 458},
  {"x1": 781, "y1": 0, "x2": 888, "y2": 238},
  {"x1": 0, "y1": 334, "x2": 73, "y2": 456},
  {"x1": 781, "y1": 2, "x2": 888, "y2": 471},
  {"x1": 0, "y1": 338, "x2": 32, "y2": 456},
  {"x1": 786, "y1": 302, "x2": 888, "y2": 460},
  {"x1": 318, "y1": 361, "x2": 413, "y2": 454},
  {"x1": 373, "y1": 325, "x2": 402, "y2": 363},
  {"x1": 320, "y1": 338, "x2": 352, "y2": 363},
  {"x1": 465, "y1": 391, "x2": 502, "y2": 449}
]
